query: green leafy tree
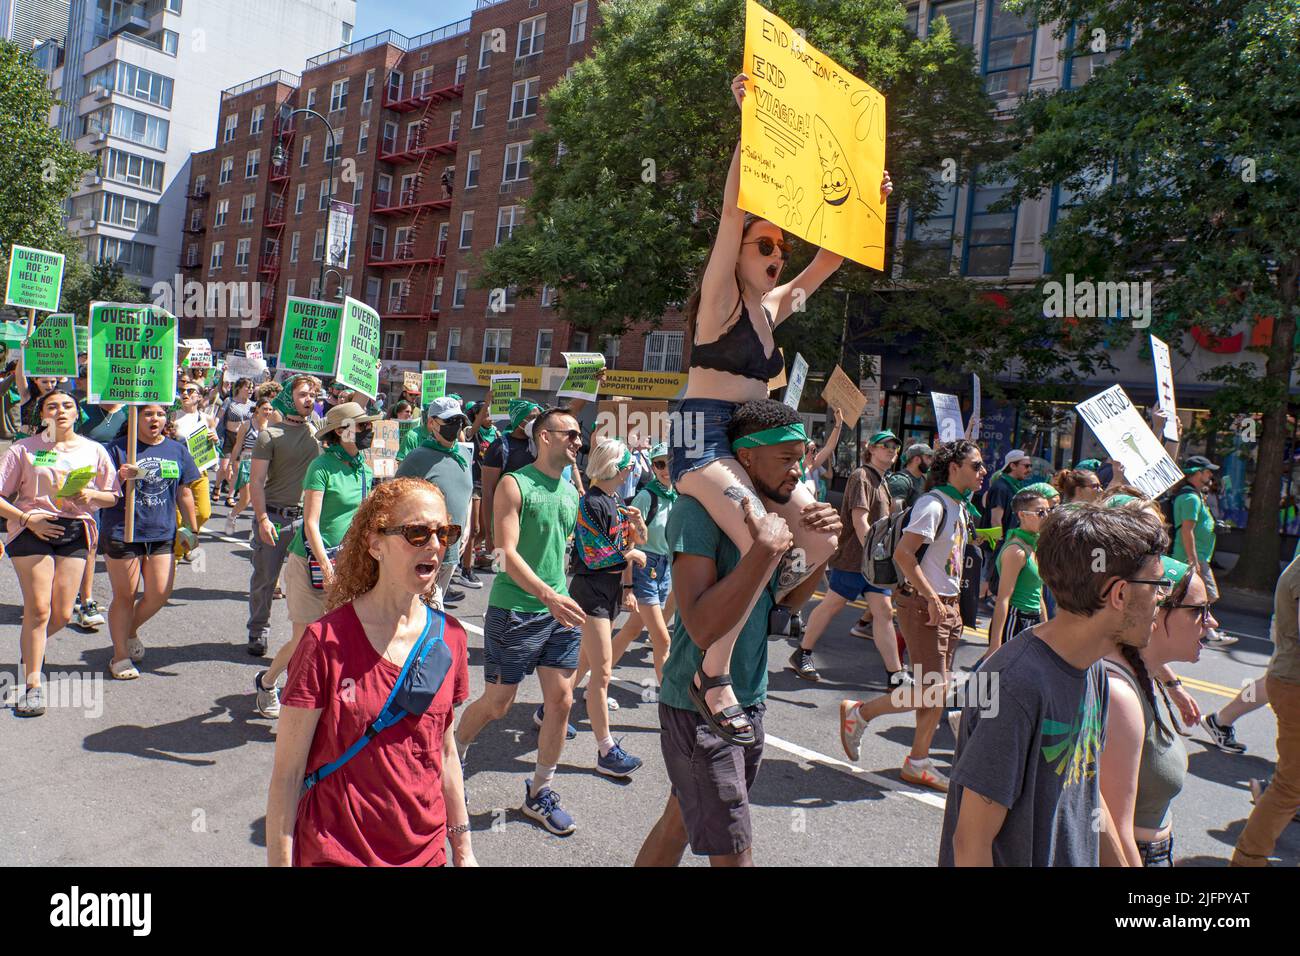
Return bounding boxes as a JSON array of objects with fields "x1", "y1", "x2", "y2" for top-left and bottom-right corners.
[
  {"x1": 994, "y1": 0, "x2": 1300, "y2": 590},
  {"x1": 62, "y1": 260, "x2": 151, "y2": 320},
  {"x1": 0, "y1": 40, "x2": 97, "y2": 307}
]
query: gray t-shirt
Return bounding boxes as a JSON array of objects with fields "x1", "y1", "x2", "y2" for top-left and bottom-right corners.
[
  {"x1": 252, "y1": 420, "x2": 320, "y2": 509},
  {"x1": 939, "y1": 632, "x2": 1110, "y2": 867},
  {"x1": 394, "y1": 441, "x2": 473, "y2": 563}
]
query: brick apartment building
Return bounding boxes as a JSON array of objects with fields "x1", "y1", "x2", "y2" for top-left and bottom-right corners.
[{"x1": 179, "y1": 0, "x2": 688, "y2": 394}]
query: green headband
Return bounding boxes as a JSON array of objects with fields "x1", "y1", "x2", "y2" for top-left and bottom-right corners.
[
  {"x1": 618, "y1": 447, "x2": 632, "y2": 471},
  {"x1": 732, "y1": 422, "x2": 808, "y2": 451}
]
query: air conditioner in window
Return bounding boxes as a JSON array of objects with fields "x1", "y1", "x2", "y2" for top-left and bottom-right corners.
[
  {"x1": 93, "y1": 132, "x2": 107, "y2": 143},
  {"x1": 499, "y1": 182, "x2": 514, "y2": 194}
]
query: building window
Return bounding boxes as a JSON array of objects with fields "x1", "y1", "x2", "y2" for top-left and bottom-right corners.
[
  {"x1": 601, "y1": 334, "x2": 619, "y2": 368},
  {"x1": 382, "y1": 330, "x2": 404, "y2": 360},
  {"x1": 214, "y1": 198, "x2": 228, "y2": 227},
  {"x1": 571, "y1": 331, "x2": 589, "y2": 352},
  {"x1": 927, "y1": 0, "x2": 976, "y2": 45},
  {"x1": 240, "y1": 193, "x2": 255, "y2": 223},
  {"x1": 310, "y1": 278, "x2": 320, "y2": 299},
  {"x1": 295, "y1": 183, "x2": 306, "y2": 214},
  {"x1": 218, "y1": 157, "x2": 232, "y2": 184},
  {"x1": 362, "y1": 69, "x2": 375, "y2": 103},
  {"x1": 324, "y1": 130, "x2": 342, "y2": 164},
  {"x1": 906, "y1": 170, "x2": 958, "y2": 273},
  {"x1": 982, "y1": 0, "x2": 1035, "y2": 101},
  {"x1": 412, "y1": 67, "x2": 434, "y2": 98},
  {"x1": 436, "y1": 222, "x2": 449, "y2": 257},
  {"x1": 510, "y1": 77, "x2": 540, "y2": 120},
  {"x1": 496, "y1": 205, "x2": 522, "y2": 244},
  {"x1": 431, "y1": 277, "x2": 443, "y2": 313},
  {"x1": 330, "y1": 78, "x2": 349, "y2": 113},
  {"x1": 313, "y1": 228, "x2": 325, "y2": 261},
  {"x1": 286, "y1": 278, "x2": 296, "y2": 297},
  {"x1": 300, "y1": 134, "x2": 311, "y2": 167},
  {"x1": 249, "y1": 105, "x2": 265, "y2": 135},
  {"x1": 289, "y1": 231, "x2": 300, "y2": 262},
  {"x1": 101, "y1": 192, "x2": 159, "y2": 233},
  {"x1": 483, "y1": 328, "x2": 512, "y2": 363},
  {"x1": 452, "y1": 272, "x2": 468, "y2": 309},
  {"x1": 244, "y1": 149, "x2": 260, "y2": 179},
  {"x1": 223, "y1": 113, "x2": 237, "y2": 143},
  {"x1": 353, "y1": 172, "x2": 364, "y2": 206},
  {"x1": 1062, "y1": 19, "x2": 1127, "y2": 89},
  {"x1": 405, "y1": 120, "x2": 422, "y2": 150},
  {"x1": 101, "y1": 148, "x2": 164, "y2": 191},
  {"x1": 386, "y1": 71, "x2": 402, "y2": 102},
  {"x1": 570, "y1": 1, "x2": 588, "y2": 43},
  {"x1": 535, "y1": 329, "x2": 553, "y2": 366},
  {"x1": 358, "y1": 121, "x2": 369, "y2": 153},
  {"x1": 363, "y1": 276, "x2": 381, "y2": 308},
  {"x1": 306, "y1": 88, "x2": 316, "y2": 110},
  {"x1": 161, "y1": 29, "x2": 178, "y2": 55},
  {"x1": 426, "y1": 330, "x2": 439, "y2": 359},
  {"x1": 319, "y1": 179, "x2": 331, "y2": 210},
  {"x1": 166, "y1": 0, "x2": 182, "y2": 12},
  {"x1": 540, "y1": 283, "x2": 556, "y2": 308},
  {"x1": 472, "y1": 90, "x2": 488, "y2": 128},
  {"x1": 502, "y1": 142, "x2": 531, "y2": 182},
  {"x1": 341, "y1": 21, "x2": 352, "y2": 42},
  {"x1": 446, "y1": 327, "x2": 462, "y2": 360},
  {"x1": 962, "y1": 165, "x2": 1019, "y2": 277},
  {"x1": 387, "y1": 279, "x2": 409, "y2": 313},
  {"x1": 517, "y1": 14, "x2": 546, "y2": 58},
  {"x1": 644, "y1": 331, "x2": 684, "y2": 372},
  {"x1": 479, "y1": 32, "x2": 493, "y2": 69},
  {"x1": 235, "y1": 238, "x2": 250, "y2": 268},
  {"x1": 210, "y1": 241, "x2": 224, "y2": 270},
  {"x1": 455, "y1": 55, "x2": 467, "y2": 85},
  {"x1": 449, "y1": 111, "x2": 460, "y2": 142},
  {"x1": 465, "y1": 151, "x2": 480, "y2": 189},
  {"x1": 459, "y1": 211, "x2": 474, "y2": 249}
]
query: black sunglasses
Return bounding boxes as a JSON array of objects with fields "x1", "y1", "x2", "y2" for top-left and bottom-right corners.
[
  {"x1": 1019, "y1": 508, "x2": 1051, "y2": 518},
  {"x1": 381, "y1": 523, "x2": 462, "y2": 548},
  {"x1": 652, "y1": 459, "x2": 669, "y2": 469},
  {"x1": 542, "y1": 428, "x2": 583, "y2": 442},
  {"x1": 1165, "y1": 601, "x2": 1212, "y2": 625},
  {"x1": 743, "y1": 237, "x2": 792, "y2": 261}
]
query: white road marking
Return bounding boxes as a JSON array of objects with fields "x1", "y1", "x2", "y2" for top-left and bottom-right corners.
[{"x1": 762, "y1": 733, "x2": 949, "y2": 810}]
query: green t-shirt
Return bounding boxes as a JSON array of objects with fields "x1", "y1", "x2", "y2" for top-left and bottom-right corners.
[
  {"x1": 660, "y1": 495, "x2": 777, "y2": 712},
  {"x1": 397, "y1": 421, "x2": 431, "y2": 462},
  {"x1": 995, "y1": 529, "x2": 1042, "y2": 613},
  {"x1": 394, "y1": 440, "x2": 474, "y2": 563},
  {"x1": 289, "y1": 446, "x2": 372, "y2": 558},
  {"x1": 487, "y1": 463, "x2": 579, "y2": 613},
  {"x1": 1172, "y1": 489, "x2": 1215, "y2": 562},
  {"x1": 631, "y1": 486, "x2": 674, "y2": 556}
]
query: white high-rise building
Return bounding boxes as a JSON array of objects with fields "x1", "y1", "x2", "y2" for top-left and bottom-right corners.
[
  {"x1": 1, "y1": 0, "x2": 71, "y2": 49},
  {"x1": 43, "y1": 0, "x2": 356, "y2": 288}
]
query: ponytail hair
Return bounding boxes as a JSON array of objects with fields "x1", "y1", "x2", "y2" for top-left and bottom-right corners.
[{"x1": 1053, "y1": 468, "x2": 1094, "y2": 501}]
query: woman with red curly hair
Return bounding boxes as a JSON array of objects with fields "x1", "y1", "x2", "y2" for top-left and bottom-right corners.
[{"x1": 265, "y1": 478, "x2": 475, "y2": 866}]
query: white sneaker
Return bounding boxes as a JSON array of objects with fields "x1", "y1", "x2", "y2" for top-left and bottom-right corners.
[
  {"x1": 839, "y1": 699, "x2": 870, "y2": 761},
  {"x1": 901, "y1": 757, "x2": 950, "y2": 793}
]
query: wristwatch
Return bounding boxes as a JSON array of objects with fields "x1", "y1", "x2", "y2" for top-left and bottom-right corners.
[{"x1": 1161, "y1": 678, "x2": 1183, "y2": 688}]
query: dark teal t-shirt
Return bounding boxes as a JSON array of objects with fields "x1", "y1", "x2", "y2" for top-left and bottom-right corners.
[{"x1": 659, "y1": 495, "x2": 778, "y2": 711}]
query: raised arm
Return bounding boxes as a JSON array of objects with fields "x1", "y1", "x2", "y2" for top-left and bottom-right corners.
[{"x1": 810, "y1": 409, "x2": 844, "y2": 469}]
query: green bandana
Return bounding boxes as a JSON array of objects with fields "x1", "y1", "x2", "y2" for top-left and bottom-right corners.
[
  {"x1": 731, "y1": 422, "x2": 808, "y2": 451},
  {"x1": 1006, "y1": 527, "x2": 1039, "y2": 550},
  {"x1": 422, "y1": 437, "x2": 469, "y2": 470},
  {"x1": 326, "y1": 443, "x2": 366, "y2": 471},
  {"x1": 1022, "y1": 481, "x2": 1059, "y2": 500},
  {"x1": 935, "y1": 483, "x2": 982, "y2": 519},
  {"x1": 478, "y1": 424, "x2": 499, "y2": 444},
  {"x1": 647, "y1": 477, "x2": 677, "y2": 502},
  {"x1": 1105, "y1": 493, "x2": 1138, "y2": 508},
  {"x1": 618, "y1": 447, "x2": 632, "y2": 471},
  {"x1": 509, "y1": 399, "x2": 541, "y2": 433}
]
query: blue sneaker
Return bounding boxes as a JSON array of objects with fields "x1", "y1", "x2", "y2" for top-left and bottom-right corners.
[
  {"x1": 596, "y1": 738, "x2": 643, "y2": 778},
  {"x1": 522, "y1": 781, "x2": 576, "y2": 836},
  {"x1": 533, "y1": 705, "x2": 577, "y2": 740}
]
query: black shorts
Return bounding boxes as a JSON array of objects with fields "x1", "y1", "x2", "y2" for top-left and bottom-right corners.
[
  {"x1": 569, "y1": 571, "x2": 622, "y2": 620},
  {"x1": 221, "y1": 433, "x2": 237, "y2": 457},
  {"x1": 103, "y1": 538, "x2": 173, "y2": 560},
  {"x1": 659, "y1": 701, "x2": 766, "y2": 858},
  {"x1": 6, "y1": 519, "x2": 89, "y2": 559}
]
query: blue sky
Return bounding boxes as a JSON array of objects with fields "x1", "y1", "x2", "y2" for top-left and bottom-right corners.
[{"x1": 355, "y1": 0, "x2": 478, "y2": 39}]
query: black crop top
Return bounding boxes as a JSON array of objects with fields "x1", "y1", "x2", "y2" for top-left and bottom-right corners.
[{"x1": 690, "y1": 299, "x2": 785, "y2": 382}]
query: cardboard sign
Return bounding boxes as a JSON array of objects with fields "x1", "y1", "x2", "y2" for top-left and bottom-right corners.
[
  {"x1": 403, "y1": 370, "x2": 422, "y2": 395},
  {"x1": 1149, "y1": 335, "x2": 1178, "y2": 442},
  {"x1": 594, "y1": 399, "x2": 670, "y2": 445},
  {"x1": 1076, "y1": 385, "x2": 1182, "y2": 498},
  {"x1": 5, "y1": 245, "x2": 65, "y2": 312},
  {"x1": 86, "y1": 302, "x2": 178, "y2": 405},
  {"x1": 739, "y1": 0, "x2": 887, "y2": 270},
  {"x1": 557, "y1": 352, "x2": 606, "y2": 402},
  {"x1": 488, "y1": 373, "x2": 522, "y2": 421},
  {"x1": 819, "y1": 365, "x2": 867, "y2": 427},
  {"x1": 278, "y1": 297, "x2": 343, "y2": 375},
  {"x1": 363, "y1": 419, "x2": 400, "y2": 479},
  {"x1": 245, "y1": 341, "x2": 263, "y2": 362},
  {"x1": 931, "y1": 392, "x2": 964, "y2": 443},
  {"x1": 784, "y1": 353, "x2": 809, "y2": 410},
  {"x1": 182, "y1": 338, "x2": 212, "y2": 369},
  {"x1": 422, "y1": 369, "x2": 447, "y2": 406},
  {"x1": 22, "y1": 312, "x2": 77, "y2": 377},
  {"x1": 334, "y1": 296, "x2": 381, "y2": 398}
]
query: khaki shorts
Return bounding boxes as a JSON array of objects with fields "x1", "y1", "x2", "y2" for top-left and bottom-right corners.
[
  {"x1": 1198, "y1": 559, "x2": 1220, "y2": 602},
  {"x1": 895, "y1": 588, "x2": 963, "y2": 680},
  {"x1": 284, "y1": 551, "x2": 328, "y2": 626}
]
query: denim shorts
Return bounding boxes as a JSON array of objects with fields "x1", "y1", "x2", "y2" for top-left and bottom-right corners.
[
  {"x1": 483, "y1": 606, "x2": 582, "y2": 685},
  {"x1": 826, "y1": 568, "x2": 891, "y2": 601},
  {"x1": 632, "y1": 551, "x2": 672, "y2": 606},
  {"x1": 670, "y1": 398, "x2": 739, "y2": 486}
]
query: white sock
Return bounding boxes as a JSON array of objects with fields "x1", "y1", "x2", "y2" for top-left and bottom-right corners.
[
  {"x1": 597, "y1": 735, "x2": 615, "y2": 757},
  {"x1": 531, "y1": 763, "x2": 556, "y2": 795}
]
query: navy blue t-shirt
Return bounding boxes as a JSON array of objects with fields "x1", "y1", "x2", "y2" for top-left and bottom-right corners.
[{"x1": 102, "y1": 436, "x2": 201, "y2": 543}]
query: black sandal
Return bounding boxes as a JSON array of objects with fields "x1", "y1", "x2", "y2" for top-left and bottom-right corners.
[{"x1": 688, "y1": 663, "x2": 757, "y2": 748}]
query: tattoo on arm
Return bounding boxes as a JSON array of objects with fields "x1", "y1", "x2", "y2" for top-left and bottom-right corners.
[{"x1": 723, "y1": 484, "x2": 764, "y2": 514}]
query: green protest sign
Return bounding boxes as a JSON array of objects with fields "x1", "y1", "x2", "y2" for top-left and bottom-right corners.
[
  {"x1": 334, "y1": 296, "x2": 381, "y2": 398},
  {"x1": 5, "y1": 245, "x2": 65, "y2": 313},
  {"x1": 184, "y1": 421, "x2": 218, "y2": 472},
  {"x1": 556, "y1": 352, "x2": 606, "y2": 402},
  {"x1": 74, "y1": 323, "x2": 89, "y2": 356},
  {"x1": 278, "y1": 296, "x2": 342, "y2": 375},
  {"x1": 0, "y1": 321, "x2": 26, "y2": 350},
  {"x1": 22, "y1": 312, "x2": 77, "y2": 377},
  {"x1": 86, "y1": 302, "x2": 178, "y2": 405},
  {"x1": 421, "y1": 369, "x2": 447, "y2": 406},
  {"x1": 489, "y1": 373, "x2": 522, "y2": 421}
]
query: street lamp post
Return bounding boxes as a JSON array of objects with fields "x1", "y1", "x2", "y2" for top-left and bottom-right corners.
[
  {"x1": 323, "y1": 268, "x2": 346, "y2": 302},
  {"x1": 272, "y1": 107, "x2": 339, "y2": 299}
]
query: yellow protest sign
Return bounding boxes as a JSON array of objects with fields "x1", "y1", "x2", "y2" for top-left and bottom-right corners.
[
  {"x1": 739, "y1": 0, "x2": 888, "y2": 270},
  {"x1": 468, "y1": 363, "x2": 544, "y2": 390},
  {"x1": 598, "y1": 370, "x2": 687, "y2": 401}
]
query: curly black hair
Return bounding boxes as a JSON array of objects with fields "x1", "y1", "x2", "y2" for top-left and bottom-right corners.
[
  {"x1": 727, "y1": 399, "x2": 802, "y2": 446},
  {"x1": 925, "y1": 439, "x2": 982, "y2": 490}
]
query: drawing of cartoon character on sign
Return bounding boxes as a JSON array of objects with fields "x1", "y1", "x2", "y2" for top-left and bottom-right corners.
[{"x1": 807, "y1": 116, "x2": 883, "y2": 255}]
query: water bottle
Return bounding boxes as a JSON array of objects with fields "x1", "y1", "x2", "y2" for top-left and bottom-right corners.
[{"x1": 872, "y1": 539, "x2": 887, "y2": 562}]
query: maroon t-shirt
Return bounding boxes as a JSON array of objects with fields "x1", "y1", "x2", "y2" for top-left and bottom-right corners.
[{"x1": 282, "y1": 602, "x2": 470, "y2": 867}]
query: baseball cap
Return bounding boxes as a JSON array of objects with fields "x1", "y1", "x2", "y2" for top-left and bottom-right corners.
[
  {"x1": 903, "y1": 442, "x2": 933, "y2": 463},
  {"x1": 649, "y1": 442, "x2": 669, "y2": 461},
  {"x1": 426, "y1": 396, "x2": 468, "y2": 422},
  {"x1": 868, "y1": 430, "x2": 900, "y2": 447},
  {"x1": 1182, "y1": 455, "x2": 1220, "y2": 475},
  {"x1": 1003, "y1": 449, "x2": 1030, "y2": 468}
]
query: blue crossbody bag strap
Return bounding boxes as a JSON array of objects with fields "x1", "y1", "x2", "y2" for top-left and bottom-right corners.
[{"x1": 303, "y1": 606, "x2": 445, "y2": 790}]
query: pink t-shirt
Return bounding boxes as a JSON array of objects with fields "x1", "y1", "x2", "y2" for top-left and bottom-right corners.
[{"x1": 0, "y1": 436, "x2": 120, "y2": 544}]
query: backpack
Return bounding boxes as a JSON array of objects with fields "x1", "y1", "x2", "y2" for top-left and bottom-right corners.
[{"x1": 861, "y1": 491, "x2": 952, "y2": 589}]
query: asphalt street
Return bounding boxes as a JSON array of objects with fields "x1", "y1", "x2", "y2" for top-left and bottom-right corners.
[{"x1": 2, "y1": 502, "x2": 1296, "y2": 867}]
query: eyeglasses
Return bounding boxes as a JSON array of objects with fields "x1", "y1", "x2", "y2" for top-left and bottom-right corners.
[
  {"x1": 181, "y1": 387, "x2": 200, "y2": 395},
  {"x1": 1165, "y1": 601, "x2": 1212, "y2": 626},
  {"x1": 743, "y1": 237, "x2": 792, "y2": 261},
  {"x1": 542, "y1": 428, "x2": 583, "y2": 442},
  {"x1": 967, "y1": 460, "x2": 988, "y2": 473},
  {"x1": 652, "y1": 459, "x2": 669, "y2": 470},
  {"x1": 1019, "y1": 509, "x2": 1051, "y2": 518},
  {"x1": 380, "y1": 523, "x2": 462, "y2": 548},
  {"x1": 1103, "y1": 577, "x2": 1174, "y2": 599}
]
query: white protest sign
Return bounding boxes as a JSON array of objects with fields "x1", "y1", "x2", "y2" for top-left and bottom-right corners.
[
  {"x1": 182, "y1": 338, "x2": 212, "y2": 368},
  {"x1": 1149, "y1": 335, "x2": 1178, "y2": 442},
  {"x1": 245, "y1": 341, "x2": 263, "y2": 362},
  {"x1": 931, "y1": 392, "x2": 964, "y2": 443},
  {"x1": 784, "y1": 353, "x2": 809, "y2": 410},
  {"x1": 223, "y1": 351, "x2": 268, "y2": 383},
  {"x1": 1076, "y1": 385, "x2": 1182, "y2": 498}
]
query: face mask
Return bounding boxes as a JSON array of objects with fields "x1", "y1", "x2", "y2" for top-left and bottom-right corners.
[
  {"x1": 438, "y1": 419, "x2": 462, "y2": 442},
  {"x1": 353, "y1": 429, "x2": 374, "y2": 451}
]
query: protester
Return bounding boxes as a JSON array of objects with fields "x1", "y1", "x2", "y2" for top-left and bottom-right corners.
[
  {"x1": 171, "y1": 380, "x2": 218, "y2": 559},
  {"x1": 224, "y1": 397, "x2": 274, "y2": 535},
  {"x1": 636, "y1": 399, "x2": 839, "y2": 865},
  {"x1": 940, "y1": 501, "x2": 1171, "y2": 866},
  {"x1": 214, "y1": 378, "x2": 254, "y2": 504},
  {"x1": 986, "y1": 488, "x2": 1050, "y2": 657},
  {"x1": 838, "y1": 439, "x2": 984, "y2": 791},
  {"x1": 1054, "y1": 468, "x2": 1104, "y2": 503},
  {"x1": 0, "y1": 390, "x2": 119, "y2": 715},
  {"x1": 886, "y1": 442, "x2": 933, "y2": 510},
  {"x1": 792, "y1": 429, "x2": 908, "y2": 685},
  {"x1": 615, "y1": 432, "x2": 652, "y2": 503},
  {"x1": 266, "y1": 478, "x2": 473, "y2": 866},
  {"x1": 985, "y1": 449, "x2": 1033, "y2": 535},
  {"x1": 1099, "y1": 556, "x2": 1205, "y2": 867},
  {"x1": 458, "y1": 400, "x2": 494, "y2": 588},
  {"x1": 101, "y1": 403, "x2": 201, "y2": 679},
  {"x1": 670, "y1": 73, "x2": 890, "y2": 738},
  {"x1": 1171, "y1": 455, "x2": 1234, "y2": 647},
  {"x1": 801, "y1": 408, "x2": 843, "y2": 501},
  {"x1": 390, "y1": 400, "x2": 413, "y2": 421},
  {"x1": 71, "y1": 398, "x2": 128, "y2": 630},
  {"x1": 246, "y1": 374, "x2": 322, "y2": 657},
  {"x1": 479, "y1": 399, "x2": 542, "y2": 552},
  {"x1": 455, "y1": 406, "x2": 586, "y2": 835},
  {"x1": 1231, "y1": 552, "x2": 1300, "y2": 865},
  {"x1": 569, "y1": 438, "x2": 649, "y2": 777}
]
